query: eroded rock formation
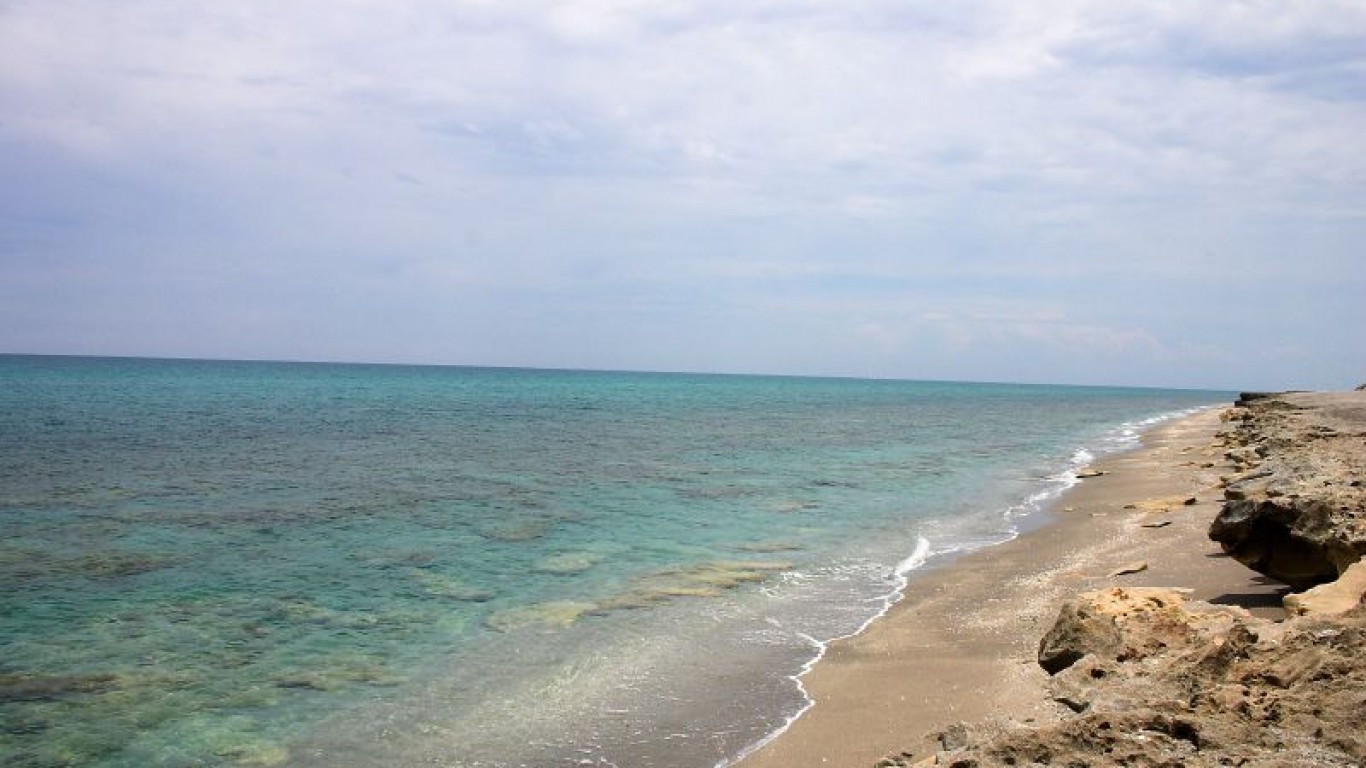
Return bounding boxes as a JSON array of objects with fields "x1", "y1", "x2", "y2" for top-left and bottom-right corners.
[
  {"x1": 1208, "y1": 391, "x2": 1366, "y2": 589},
  {"x1": 919, "y1": 591, "x2": 1366, "y2": 767}
]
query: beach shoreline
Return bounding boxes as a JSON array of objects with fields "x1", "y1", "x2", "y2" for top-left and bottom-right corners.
[
  {"x1": 733, "y1": 405, "x2": 1282, "y2": 768},
  {"x1": 0, "y1": 360, "x2": 1240, "y2": 768}
]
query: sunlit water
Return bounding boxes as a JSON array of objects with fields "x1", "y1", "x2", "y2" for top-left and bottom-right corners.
[{"x1": 0, "y1": 356, "x2": 1229, "y2": 767}]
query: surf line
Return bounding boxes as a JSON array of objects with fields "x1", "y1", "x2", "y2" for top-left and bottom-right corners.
[{"x1": 714, "y1": 535, "x2": 933, "y2": 768}]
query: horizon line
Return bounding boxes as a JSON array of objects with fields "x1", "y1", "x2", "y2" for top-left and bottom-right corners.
[{"x1": 0, "y1": 351, "x2": 1243, "y2": 394}]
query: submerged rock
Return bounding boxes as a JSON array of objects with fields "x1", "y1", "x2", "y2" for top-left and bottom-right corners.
[
  {"x1": 0, "y1": 672, "x2": 121, "y2": 702},
  {"x1": 75, "y1": 551, "x2": 177, "y2": 578},
  {"x1": 409, "y1": 570, "x2": 496, "y2": 602},
  {"x1": 736, "y1": 540, "x2": 805, "y2": 553},
  {"x1": 574, "y1": 559, "x2": 793, "y2": 618},
  {"x1": 532, "y1": 552, "x2": 605, "y2": 575},
  {"x1": 485, "y1": 600, "x2": 598, "y2": 632},
  {"x1": 478, "y1": 518, "x2": 555, "y2": 542}
]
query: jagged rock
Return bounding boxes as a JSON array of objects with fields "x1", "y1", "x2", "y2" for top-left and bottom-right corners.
[
  {"x1": 1210, "y1": 498, "x2": 1346, "y2": 589},
  {"x1": 1037, "y1": 588, "x2": 1243, "y2": 676},
  {"x1": 943, "y1": 599, "x2": 1366, "y2": 768},
  {"x1": 1208, "y1": 391, "x2": 1366, "y2": 589},
  {"x1": 1037, "y1": 596, "x2": 1122, "y2": 675},
  {"x1": 1234, "y1": 391, "x2": 1283, "y2": 406},
  {"x1": 937, "y1": 723, "x2": 969, "y2": 751}
]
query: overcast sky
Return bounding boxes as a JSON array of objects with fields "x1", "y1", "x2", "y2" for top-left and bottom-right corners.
[{"x1": 2, "y1": 1, "x2": 1363, "y2": 390}]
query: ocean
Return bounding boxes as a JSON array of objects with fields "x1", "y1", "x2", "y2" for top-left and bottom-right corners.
[{"x1": 0, "y1": 355, "x2": 1229, "y2": 767}]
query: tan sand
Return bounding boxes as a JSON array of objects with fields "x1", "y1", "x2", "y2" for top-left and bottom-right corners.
[{"x1": 734, "y1": 407, "x2": 1283, "y2": 768}]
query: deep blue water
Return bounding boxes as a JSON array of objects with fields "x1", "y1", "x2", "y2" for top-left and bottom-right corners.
[{"x1": 0, "y1": 356, "x2": 1230, "y2": 767}]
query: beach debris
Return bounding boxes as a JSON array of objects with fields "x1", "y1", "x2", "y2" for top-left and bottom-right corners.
[
  {"x1": 1108, "y1": 561, "x2": 1149, "y2": 577},
  {"x1": 1076, "y1": 468, "x2": 1107, "y2": 479},
  {"x1": 1124, "y1": 496, "x2": 1189, "y2": 513},
  {"x1": 1140, "y1": 520, "x2": 1172, "y2": 529},
  {"x1": 873, "y1": 752, "x2": 924, "y2": 768}
]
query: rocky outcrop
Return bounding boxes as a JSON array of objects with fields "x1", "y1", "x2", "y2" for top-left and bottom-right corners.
[
  {"x1": 917, "y1": 590, "x2": 1366, "y2": 767},
  {"x1": 885, "y1": 391, "x2": 1366, "y2": 768},
  {"x1": 1208, "y1": 391, "x2": 1366, "y2": 589}
]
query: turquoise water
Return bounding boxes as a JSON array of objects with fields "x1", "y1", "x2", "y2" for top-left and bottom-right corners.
[{"x1": 0, "y1": 356, "x2": 1229, "y2": 767}]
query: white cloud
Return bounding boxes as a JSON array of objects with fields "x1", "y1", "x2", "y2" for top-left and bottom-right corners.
[{"x1": 1, "y1": 0, "x2": 1363, "y2": 388}]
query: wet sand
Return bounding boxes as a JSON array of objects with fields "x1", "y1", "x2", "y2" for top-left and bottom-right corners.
[{"x1": 734, "y1": 407, "x2": 1282, "y2": 767}]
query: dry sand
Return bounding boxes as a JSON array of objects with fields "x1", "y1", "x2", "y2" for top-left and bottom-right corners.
[{"x1": 735, "y1": 407, "x2": 1283, "y2": 768}]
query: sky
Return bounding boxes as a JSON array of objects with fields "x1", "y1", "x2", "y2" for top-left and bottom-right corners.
[{"x1": 2, "y1": 1, "x2": 1364, "y2": 391}]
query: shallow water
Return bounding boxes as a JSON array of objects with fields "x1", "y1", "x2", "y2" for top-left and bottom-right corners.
[{"x1": 0, "y1": 356, "x2": 1228, "y2": 767}]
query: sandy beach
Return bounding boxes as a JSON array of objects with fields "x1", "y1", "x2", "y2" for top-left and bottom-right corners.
[{"x1": 736, "y1": 406, "x2": 1287, "y2": 767}]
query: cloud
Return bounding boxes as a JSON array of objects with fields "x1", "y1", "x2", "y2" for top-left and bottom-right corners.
[{"x1": 1, "y1": 0, "x2": 1363, "y2": 389}]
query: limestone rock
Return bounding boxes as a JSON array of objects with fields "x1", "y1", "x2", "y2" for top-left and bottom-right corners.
[
  {"x1": 1037, "y1": 588, "x2": 1243, "y2": 677},
  {"x1": 1284, "y1": 558, "x2": 1366, "y2": 616},
  {"x1": 1210, "y1": 498, "x2": 1346, "y2": 589},
  {"x1": 944, "y1": 598, "x2": 1366, "y2": 768},
  {"x1": 1208, "y1": 391, "x2": 1366, "y2": 589},
  {"x1": 1036, "y1": 596, "x2": 1122, "y2": 675}
]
